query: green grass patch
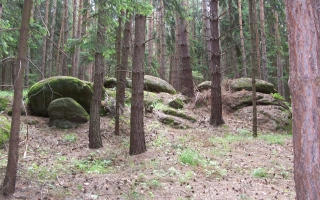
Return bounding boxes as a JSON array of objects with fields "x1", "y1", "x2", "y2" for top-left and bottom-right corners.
[
  {"x1": 252, "y1": 167, "x2": 267, "y2": 178},
  {"x1": 73, "y1": 158, "x2": 112, "y2": 174},
  {"x1": 259, "y1": 134, "x2": 291, "y2": 145},
  {"x1": 179, "y1": 149, "x2": 201, "y2": 166},
  {"x1": 63, "y1": 133, "x2": 77, "y2": 143}
]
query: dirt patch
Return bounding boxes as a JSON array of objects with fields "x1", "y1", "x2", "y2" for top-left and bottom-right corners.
[{"x1": 0, "y1": 98, "x2": 295, "y2": 199}]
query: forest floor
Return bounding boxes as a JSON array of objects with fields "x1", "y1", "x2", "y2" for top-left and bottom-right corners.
[{"x1": 0, "y1": 93, "x2": 295, "y2": 200}]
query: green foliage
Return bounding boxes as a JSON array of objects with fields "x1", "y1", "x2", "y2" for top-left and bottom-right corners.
[
  {"x1": 259, "y1": 134, "x2": 291, "y2": 146},
  {"x1": 73, "y1": 158, "x2": 111, "y2": 174},
  {"x1": 272, "y1": 93, "x2": 284, "y2": 101},
  {"x1": 252, "y1": 168, "x2": 267, "y2": 178},
  {"x1": 63, "y1": 133, "x2": 77, "y2": 143},
  {"x1": 179, "y1": 148, "x2": 200, "y2": 166}
]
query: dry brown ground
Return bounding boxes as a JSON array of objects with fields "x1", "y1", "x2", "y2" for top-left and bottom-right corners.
[{"x1": 0, "y1": 97, "x2": 295, "y2": 200}]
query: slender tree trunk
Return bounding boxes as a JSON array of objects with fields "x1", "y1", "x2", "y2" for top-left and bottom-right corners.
[
  {"x1": 115, "y1": 14, "x2": 131, "y2": 135},
  {"x1": 78, "y1": 0, "x2": 89, "y2": 80},
  {"x1": 130, "y1": 14, "x2": 147, "y2": 155},
  {"x1": 275, "y1": 10, "x2": 284, "y2": 96},
  {"x1": 209, "y1": 0, "x2": 224, "y2": 126},
  {"x1": 74, "y1": 0, "x2": 82, "y2": 78},
  {"x1": 71, "y1": 0, "x2": 78, "y2": 77},
  {"x1": 259, "y1": 0, "x2": 268, "y2": 81},
  {"x1": 285, "y1": 0, "x2": 320, "y2": 199},
  {"x1": 0, "y1": 3, "x2": 2, "y2": 19},
  {"x1": 172, "y1": 14, "x2": 180, "y2": 90},
  {"x1": 115, "y1": 11, "x2": 123, "y2": 78},
  {"x1": 88, "y1": 0, "x2": 106, "y2": 149},
  {"x1": 56, "y1": 6, "x2": 65, "y2": 75},
  {"x1": 48, "y1": 0, "x2": 58, "y2": 77},
  {"x1": 147, "y1": 2, "x2": 154, "y2": 75},
  {"x1": 238, "y1": 0, "x2": 247, "y2": 77},
  {"x1": 202, "y1": 0, "x2": 213, "y2": 76},
  {"x1": 159, "y1": 0, "x2": 166, "y2": 80},
  {"x1": 62, "y1": 0, "x2": 69, "y2": 76},
  {"x1": 255, "y1": 0, "x2": 261, "y2": 79},
  {"x1": 178, "y1": 0, "x2": 194, "y2": 97},
  {"x1": 41, "y1": 0, "x2": 50, "y2": 79},
  {"x1": 1, "y1": 0, "x2": 32, "y2": 195},
  {"x1": 248, "y1": 0, "x2": 258, "y2": 137}
]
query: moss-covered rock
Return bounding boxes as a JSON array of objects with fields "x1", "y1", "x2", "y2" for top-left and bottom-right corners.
[
  {"x1": 163, "y1": 109, "x2": 196, "y2": 123},
  {"x1": 230, "y1": 78, "x2": 276, "y2": 94},
  {"x1": 197, "y1": 81, "x2": 211, "y2": 91},
  {"x1": 48, "y1": 97, "x2": 89, "y2": 129},
  {"x1": 144, "y1": 75, "x2": 176, "y2": 94},
  {"x1": 103, "y1": 77, "x2": 117, "y2": 88},
  {"x1": 28, "y1": 76, "x2": 93, "y2": 117},
  {"x1": 159, "y1": 116, "x2": 188, "y2": 129},
  {"x1": 168, "y1": 98, "x2": 184, "y2": 109},
  {"x1": 0, "y1": 116, "x2": 11, "y2": 147}
]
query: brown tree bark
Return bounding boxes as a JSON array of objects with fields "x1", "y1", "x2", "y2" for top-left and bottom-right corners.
[
  {"x1": 178, "y1": 0, "x2": 194, "y2": 97},
  {"x1": 62, "y1": 0, "x2": 69, "y2": 76},
  {"x1": 71, "y1": 0, "x2": 78, "y2": 77},
  {"x1": 115, "y1": 11, "x2": 123, "y2": 78},
  {"x1": 209, "y1": 0, "x2": 224, "y2": 126},
  {"x1": 172, "y1": 14, "x2": 180, "y2": 90},
  {"x1": 130, "y1": 14, "x2": 147, "y2": 155},
  {"x1": 115, "y1": 14, "x2": 131, "y2": 135},
  {"x1": 238, "y1": 0, "x2": 247, "y2": 77},
  {"x1": 159, "y1": 0, "x2": 166, "y2": 80},
  {"x1": 275, "y1": 10, "x2": 285, "y2": 97},
  {"x1": 147, "y1": 2, "x2": 154, "y2": 75},
  {"x1": 202, "y1": 0, "x2": 213, "y2": 75},
  {"x1": 248, "y1": 0, "x2": 258, "y2": 137},
  {"x1": 0, "y1": 3, "x2": 2, "y2": 19},
  {"x1": 1, "y1": 0, "x2": 32, "y2": 195},
  {"x1": 41, "y1": 0, "x2": 50, "y2": 79},
  {"x1": 48, "y1": 0, "x2": 58, "y2": 77},
  {"x1": 285, "y1": 0, "x2": 320, "y2": 199},
  {"x1": 78, "y1": 0, "x2": 89, "y2": 80},
  {"x1": 260, "y1": 0, "x2": 268, "y2": 81},
  {"x1": 88, "y1": 0, "x2": 106, "y2": 149}
]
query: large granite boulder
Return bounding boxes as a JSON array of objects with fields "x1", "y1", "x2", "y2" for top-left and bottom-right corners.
[
  {"x1": 230, "y1": 78, "x2": 277, "y2": 94},
  {"x1": 48, "y1": 97, "x2": 89, "y2": 129},
  {"x1": 222, "y1": 90, "x2": 288, "y2": 111},
  {"x1": 28, "y1": 76, "x2": 93, "y2": 117},
  {"x1": 104, "y1": 77, "x2": 132, "y2": 88},
  {"x1": 0, "y1": 116, "x2": 11, "y2": 147},
  {"x1": 234, "y1": 105, "x2": 291, "y2": 132},
  {"x1": 144, "y1": 75, "x2": 176, "y2": 94},
  {"x1": 197, "y1": 81, "x2": 211, "y2": 91}
]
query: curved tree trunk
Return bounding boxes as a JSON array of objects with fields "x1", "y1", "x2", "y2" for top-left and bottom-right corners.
[
  {"x1": 1, "y1": 0, "x2": 32, "y2": 195},
  {"x1": 285, "y1": 0, "x2": 320, "y2": 199}
]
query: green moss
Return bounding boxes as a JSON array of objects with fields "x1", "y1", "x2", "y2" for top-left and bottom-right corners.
[
  {"x1": 0, "y1": 97, "x2": 10, "y2": 112},
  {"x1": 168, "y1": 98, "x2": 184, "y2": 109},
  {"x1": 28, "y1": 76, "x2": 94, "y2": 117},
  {"x1": 0, "y1": 116, "x2": 11, "y2": 147},
  {"x1": 163, "y1": 109, "x2": 196, "y2": 123}
]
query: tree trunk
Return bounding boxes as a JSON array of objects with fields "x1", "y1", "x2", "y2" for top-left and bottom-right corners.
[
  {"x1": 0, "y1": 3, "x2": 2, "y2": 19},
  {"x1": 88, "y1": 0, "x2": 106, "y2": 149},
  {"x1": 159, "y1": 0, "x2": 166, "y2": 80},
  {"x1": 248, "y1": 0, "x2": 258, "y2": 137},
  {"x1": 285, "y1": 1, "x2": 320, "y2": 198},
  {"x1": 255, "y1": 0, "x2": 261, "y2": 79},
  {"x1": 202, "y1": 0, "x2": 213, "y2": 76},
  {"x1": 209, "y1": 0, "x2": 224, "y2": 126},
  {"x1": 238, "y1": 0, "x2": 247, "y2": 77},
  {"x1": 1, "y1": 0, "x2": 32, "y2": 195},
  {"x1": 78, "y1": 0, "x2": 89, "y2": 80},
  {"x1": 172, "y1": 14, "x2": 180, "y2": 90},
  {"x1": 147, "y1": 2, "x2": 154, "y2": 75},
  {"x1": 130, "y1": 14, "x2": 147, "y2": 155},
  {"x1": 115, "y1": 14, "x2": 131, "y2": 135},
  {"x1": 62, "y1": 0, "x2": 69, "y2": 76},
  {"x1": 178, "y1": 0, "x2": 194, "y2": 97},
  {"x1": 71, "y1": 0, "x2": 78, "y2": 77},
  {"x1": 48, "y1": 0, "x2": 58, "y2": 77},
  {"x1": 41, "y1": 0, "x2": 50, "y2": 79},
  {"x1": 275, "y1": 10, "x2": 284, "y2": 97},
  {"x1": 115, "y1": 11, "x2": 123, "y2": 78},
  {"x1": 259, "y1": 0, "x2": 268, "y2": 81}
]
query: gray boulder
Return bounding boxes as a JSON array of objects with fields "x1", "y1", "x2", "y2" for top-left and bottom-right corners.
[
  {"x1": 28, "y1": 76, "x2": 94, "y2": 117},
  {"x1": 168, "y1": 98, "x2": 184, "y2": 109},
  {"x1": 48, "y1": 97, "x2": 89, "y2": 129},
  {"x1": 144, "y1": 75, "x2": 176, "y2": 94},
  {"x1": 230, "y1": 78, "x2": 277, "y2": 94},
  {"x1": 197, "y1": 81, "x2": 211, "y2": 91}
]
